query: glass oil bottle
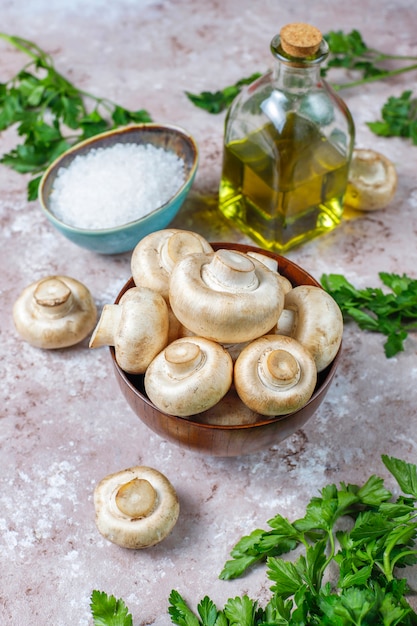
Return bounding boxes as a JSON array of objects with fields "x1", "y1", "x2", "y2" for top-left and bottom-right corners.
[{"x1": 218, "y1": 23, "x2": 355, "y2": 252}]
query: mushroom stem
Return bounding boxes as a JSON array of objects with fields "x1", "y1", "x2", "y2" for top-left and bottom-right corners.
[
  {"x1": 33, "y1": 277, "x2": 73, "y2": 317},
  {"x1": 89, "y1": 304, "x2": 122, "y2": 348},
  {"x1": 115, "y1": 478, "x2": 157, "y2": 518},
  {"x1": 202, "y1": 249, "x2": 259, "y2": 292},
  {"x1": 259, "y1": 349, "x2": 301, "y2": 390},
  {"x1": 164, "y1": 341, "x2": 204, "y2": 377}
]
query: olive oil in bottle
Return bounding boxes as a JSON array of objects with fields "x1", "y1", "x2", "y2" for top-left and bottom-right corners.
[{"x1": 219, "y1": 23, "x2": 355, "y2": 252}]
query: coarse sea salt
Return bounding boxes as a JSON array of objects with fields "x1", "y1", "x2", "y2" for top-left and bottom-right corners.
[{"x1": 49, "y1": 143, "x2": 186, "y2": 230}]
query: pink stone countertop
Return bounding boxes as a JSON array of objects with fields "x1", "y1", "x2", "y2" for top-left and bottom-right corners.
[{"x1": 1, "y1": 0, "x2": 417, "y2": 624}]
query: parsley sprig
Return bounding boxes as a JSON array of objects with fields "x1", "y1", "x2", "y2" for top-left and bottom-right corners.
[
  {"x1": 92, "y1": 455, "x2": 417, "y2": 626},
  {"x1": 90, "y1": 590, "x2": 133, "y2": 626},
  {"x1": 321, "y1": 272, "x2": 417, "y2": 358},
  {"x1": 185, "y1": 29, "x2": 417, "y2": 117},
  {"x1": 185, "y1": 73, "x2": 262, "y2": 114},
  {"x1": 0, "y1": 33, "x2": 152, "y2": 200},
  {"x1": 367, "y1": 90, "x2": 417, "y2": 144},
  {"x1": 323, "y1": 30, "x2": 417, "y2": 91}
]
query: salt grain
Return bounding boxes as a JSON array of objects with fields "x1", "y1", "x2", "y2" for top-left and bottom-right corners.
[{"x1": 49, "y1": 143, "x2": 186, "y2": 230}]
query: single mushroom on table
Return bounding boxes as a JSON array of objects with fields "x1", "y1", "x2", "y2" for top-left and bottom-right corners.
[
  {"x1": 89, "y1": 286, "x2": 169, "y2": 374},
  {"x1": 13, "y1": 275, "x2": 97, "y2": 349},
  {"x1": 144, "y1": 336, "x2": 233, "y2": 417},
  {"x1": 169, "y1": 248, "x2": 285, "y2": 344},
  {"x1": 344, "y1": 148, "x2": 398, "y2": 212},
  {"x1": 234, "y1": 335, "x2": 318, "y2": 416},
  {"x1": 94, "y1": 466, "x2": 180, "y2": 549},
  {"x1": 274, "y1": 285, "x2": 343, "y2": 372},
  {"x1": 131, "y1": 228, "x2": 213, "y2": 301}
]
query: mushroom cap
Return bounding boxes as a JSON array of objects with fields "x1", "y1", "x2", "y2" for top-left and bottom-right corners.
[
  {"x1": 131, "y1": 228, "x2": 213, "y2": 300},
  {"x1": 345, "y1": 148, "x2": 398, "y2": 212},
  {"x1": 234, "y1": 335, "x2": 317, "y2": 416},
  {"x1": 247, "y1": 251, "x2": 293, "y2": 294},
  {"x1": 144, "y1": 336, "x2": 233, "y2": 417},
  {"x1": 284, "y1": 285, "x2": 343, "y2": 372},
  {"x1": 13, "y1": 275, "x2": 97, "y2": 349},
  {"x1": 94, "y1": 466, "x2": 180, "y2": 549},
  {"x1": 169, "y1": 249, "x2": 285, "y2": 344},
  {"x1": 89, "y1": 286, "x2": 169, "y2": 374},
  {"x1": 193, "y1": 386, "x2": 258, "y2": 426}
]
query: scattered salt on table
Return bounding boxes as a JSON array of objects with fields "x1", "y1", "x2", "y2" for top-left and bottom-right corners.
[{"x1": 49, "y1": 143, "x2": 186, "y2": 230}]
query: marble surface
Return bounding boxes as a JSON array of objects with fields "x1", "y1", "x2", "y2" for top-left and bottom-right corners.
[{"x1": 1, "y1": 0, "x2": 417, "y2": 624}]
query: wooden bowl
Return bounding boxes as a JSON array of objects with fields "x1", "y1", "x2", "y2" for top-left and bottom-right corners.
[{"x1": 110, "y1": 242, "x2": 341, "y2": 456}]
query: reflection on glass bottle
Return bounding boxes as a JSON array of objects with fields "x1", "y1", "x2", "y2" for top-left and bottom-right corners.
[{"x1": 219, "y1": 23, "x2": 355, "y2": 252}]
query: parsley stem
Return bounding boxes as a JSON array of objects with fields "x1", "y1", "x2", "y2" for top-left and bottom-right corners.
[
  {"x1": 333, "y1": 63, "x2": 417, "y2": 91},
  {"x1": 0, "y1": 32, "x2": 125, "y2": 117},
  {"x1": 321, "y1": 530, "x2": 336, "y2": 579},
  {"x1": 367, "y1": 48, "x2": 417, "y2": 62},
  {"x1": 0, "y1": 33, "x2": 49, "y2": 63}
]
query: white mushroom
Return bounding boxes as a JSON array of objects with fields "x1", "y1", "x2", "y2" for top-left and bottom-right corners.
[
  {"x1": 13, "y1": 275, "x2": 97, "y2": 349},
  {"x1": 169, "y1": 249, "x2": 285, "y2": 344},
  {"x1": 94, "y1": 466, "x2": 180, "y2": 549},
  {"x1": 279, "y1": 285, "x2": 343, "y2": 372},
  {"x1": 345, "y1": 148, "x2": 398, "y2": 212},
  {"x1": 234, "y1": 335, "x2": 317, "y2": 416},
  {"x1": 194, "y1": 387, "x2": 258, "y2": 425},
  {"x1": 144, "y1": 336, "x2": 233, "y2": 417},
  {"x1": 131, "y1": 228, "x2": 213, "y2": 301},
  {"x1": 89, "y1": 286, "x2": 169, "y2": 374}
]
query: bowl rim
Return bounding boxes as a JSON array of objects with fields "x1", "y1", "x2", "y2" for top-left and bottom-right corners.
[
  {"x1": 38, "y1": 122, "x2": 199, "y2": 235},
  {"x1": 110, "y1": 241, "x2": 341, "y2": 431}
]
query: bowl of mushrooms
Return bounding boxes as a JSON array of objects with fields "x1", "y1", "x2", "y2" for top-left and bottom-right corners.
[{"x1": 90, "y1": 229, "x2": 342, "y2": 457}]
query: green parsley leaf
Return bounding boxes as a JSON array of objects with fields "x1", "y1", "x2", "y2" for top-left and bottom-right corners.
[
  {"x1": 185, "y1": 73, "x2": 261, "y2": 114},
  {"x1": 197, "y1": 596, "x2": 220, "y2": 626},
  {"x1": 321, "y1": 272, "x2": 417, "y2": 357},
  {"x1": 168, "y1": 590, "x2": 201, "y2": 626},
  {"x1": 267, "y1": 557, "x2": 304, "y2": 599},
  {"x1": 90, "y1": 590, "x2": 133, "y2": 626},
  {"x1": 223, "y1": 595, "x2": 258, "y2": 626},
  {"x1": 367, "y1": 90, "x2": 417, "y2": 144},
  {"x1": 382, "y1": 455, "x2": 417, "y2": 499}
]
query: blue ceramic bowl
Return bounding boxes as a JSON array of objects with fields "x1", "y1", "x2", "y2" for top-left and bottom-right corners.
[{"x1": 38, "y1": 124, "x2": 199, "y2": 255}]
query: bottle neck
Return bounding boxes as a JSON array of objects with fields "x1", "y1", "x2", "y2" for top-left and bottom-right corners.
[
  {"x1": 273, "y1": 62, "x2": 322, "y2": 92},
  {"x1": 270, "y1": 34, "x2": 328, "y2": 92}
]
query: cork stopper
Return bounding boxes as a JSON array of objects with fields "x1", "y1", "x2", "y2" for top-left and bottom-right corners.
[{"x1": 280, "y1": 23, "x2": 322, "y2": 58}]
